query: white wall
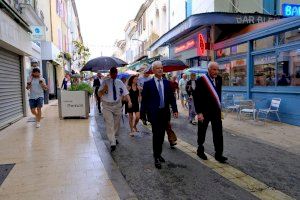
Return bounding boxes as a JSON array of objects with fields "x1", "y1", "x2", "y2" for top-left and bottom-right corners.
[
  {"x1": 192, "y1": 0, "x2": 215, "y2": 14},
  {"x1": 170, "y1": 0, "x2": 186, "y2": 29}
]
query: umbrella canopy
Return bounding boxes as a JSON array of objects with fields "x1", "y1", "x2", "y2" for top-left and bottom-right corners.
[
  {"x1": 146, "y1": 59, "x2": 188, "y2": 74},
  {"x1": 117, "y1": 72, "x2": 131, "y2": 80},
  {"x1": 81, "y1": 56, "x2": 128, "y2": 72},
  {"x1": 184, "y1": 67, "x2": 207, "y2": 75},
  {"x1": 125, "y1": 70, "x2": 138, "y2": 75}
]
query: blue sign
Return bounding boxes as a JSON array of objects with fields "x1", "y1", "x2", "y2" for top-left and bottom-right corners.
[{"x1": 282, "y1": 4, "x2": 300, "y2": 17}]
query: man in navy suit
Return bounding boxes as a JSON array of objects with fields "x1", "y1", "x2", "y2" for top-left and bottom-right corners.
[{"x1": 141, "y1": 61, "x2": 178, "y2": 169}]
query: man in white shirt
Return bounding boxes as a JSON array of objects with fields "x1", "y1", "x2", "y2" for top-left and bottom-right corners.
[{"x1": 99, "y1": 67, "x2": 132, "y2": 152}]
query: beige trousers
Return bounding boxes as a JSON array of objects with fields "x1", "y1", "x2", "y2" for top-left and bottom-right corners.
[{"x1": 102, "y1": 101, "x2": 122, "y2": 146}]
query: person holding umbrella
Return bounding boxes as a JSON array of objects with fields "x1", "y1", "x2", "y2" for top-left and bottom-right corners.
[{"x1": 98, "y1": 67, "x2": 132, "y2": 152}]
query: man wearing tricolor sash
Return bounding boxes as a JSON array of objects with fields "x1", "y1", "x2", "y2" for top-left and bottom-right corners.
[{"x1": 193, "y1": 62, "x2": 228, "y2": 163}]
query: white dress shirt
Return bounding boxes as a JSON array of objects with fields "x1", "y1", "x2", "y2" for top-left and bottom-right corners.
[
  {"x1": 100, "y1": 78, "x2": 129, "y2": 102},
  {"x1": 154, "y1": 77, "x2": 164, "y2": 101},
  {"x1": 191, "y1": 80, "x2": 196, "y2": 90}
]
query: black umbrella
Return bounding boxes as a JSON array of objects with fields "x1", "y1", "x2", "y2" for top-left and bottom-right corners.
[
  {"x1": 145, "y1": 59, "x2": 188, "y2": 74},
  {"x1": 81, "y1": 56, "x2": 128, "y2": 72}
]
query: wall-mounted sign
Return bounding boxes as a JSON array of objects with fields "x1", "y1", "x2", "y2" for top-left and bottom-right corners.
[
  {"x1": 235, "y1": 16, "x2": 277, "y2": 24},
  {"x1": 282, "y1": 4, "x2": 300, "y2": 17},
  {"x1": 174, "y1": 33, "x2": 206, "y2": 55},
  {"x1": 197, "y1": 34, "x2": 206, "y2": 56},
  {"x1": 175, "y1": 40, "x2": 195, "y2": 53},
  {"x1": 30, "y1": 25, "x2": 45, "y2": 41}
]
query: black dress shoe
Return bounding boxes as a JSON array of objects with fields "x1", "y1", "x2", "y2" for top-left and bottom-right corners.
[
  {"x1": 116, "y1": 140, "x2": 119, "y2": 145},
  {"x1": 197, "y1": 152, "x2": 208, "y2": 160},
  {"x1": 154, "y1": 158, "x2": 162, "y2": 169},
  {"x1": 158, "y1": 156, "x2": 165, "y2": 163},
  {"x1": 215, "y1": 155, "x2": 228, "y2": 163},
  {"x1": 111, "y1": 145, "x2": 116, "y2": 152}
]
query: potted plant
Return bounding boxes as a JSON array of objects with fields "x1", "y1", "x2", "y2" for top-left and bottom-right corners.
[{"x1": 58, "y1": 82, "x2": 93, "y2": 119}]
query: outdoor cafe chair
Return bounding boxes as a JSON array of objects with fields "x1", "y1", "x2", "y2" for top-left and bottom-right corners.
[
  {"x1": 223, "y1": 94, "x2": 245, "y2": 118},
  {"x1": 238, "y1": 100, "x2": 256, "y2": 120},
  {"x1": 257, "y1": 98, "x2": 281, "y2": 122}
]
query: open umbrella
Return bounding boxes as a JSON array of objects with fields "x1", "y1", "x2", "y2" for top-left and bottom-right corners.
[
  {"x1": 184, "y1": 67, "x2": 207, "y2": 75},
  {"x1": 145, "y1": 59, "x2": 188, "y2": 74},
  {"x1": 81, "y1": 56, "x2": 128, "y2": 72}
]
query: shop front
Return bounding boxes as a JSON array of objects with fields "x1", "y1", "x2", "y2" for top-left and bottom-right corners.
[
  {"x1": 0, "y1": 3, "x2": 35, "y2": 129},
  {"x1": 214, "y1": 16, "x2": 300, "y2": 126}
]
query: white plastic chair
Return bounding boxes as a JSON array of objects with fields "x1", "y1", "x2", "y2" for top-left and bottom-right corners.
[
  {"x1": 238, "y1": 100, "x2": 256, "y2": 120},
  {"x1": 223, "y1": 94, "x2": 245, "y2": 118},
  {"x1": 257, "y1": 98, "x2": 281, "y2": 122}
]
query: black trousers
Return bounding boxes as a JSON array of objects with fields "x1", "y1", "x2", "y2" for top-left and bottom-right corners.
[
  {"x1": 95, "y1": 88, "x2": 101, "y2": 113},
  {"x1": 197, "y1": 112, "x2": 223, "y2": 156},
  {"x1": 151, "y1": 108, "x2": 169, "y2": 158}
]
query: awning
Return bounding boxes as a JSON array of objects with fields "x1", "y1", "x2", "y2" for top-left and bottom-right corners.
[
  {"x1": 127, "y1": 55, "x2": 161, "y2": 71},
  {"x1": 149, "y1": 12, "x2": 282, "y2": 51}
]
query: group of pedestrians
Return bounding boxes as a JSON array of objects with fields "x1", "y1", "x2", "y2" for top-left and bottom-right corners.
[{"x1": 96, "y1": 60, "x2": 227, "y2": 169}]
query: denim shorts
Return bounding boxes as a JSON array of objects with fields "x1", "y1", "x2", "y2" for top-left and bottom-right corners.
[{"x1": 29, "y1": 97, "x2": 44, "y2": 109}]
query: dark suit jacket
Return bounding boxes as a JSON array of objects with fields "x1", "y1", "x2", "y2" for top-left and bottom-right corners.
[
  {"x1": 193, "y1": 74, "x2": 222, "y2": 115},
  {"x1": 141, "y1": 78, "x2": 178, "y2": 123}
]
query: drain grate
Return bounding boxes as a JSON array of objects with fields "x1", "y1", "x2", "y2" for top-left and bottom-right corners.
[{"x1": 0, "y1": 164, "x2": 15, "y2": 186}]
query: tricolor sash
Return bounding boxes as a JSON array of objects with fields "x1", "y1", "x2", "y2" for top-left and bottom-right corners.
[{"x1": 202, "y1": 74, "x2": 221, "y2": 109}]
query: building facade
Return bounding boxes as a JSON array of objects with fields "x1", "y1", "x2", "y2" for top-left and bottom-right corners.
[{"x1": 0, "y1": 0, "x2": 82, "y2": 129}]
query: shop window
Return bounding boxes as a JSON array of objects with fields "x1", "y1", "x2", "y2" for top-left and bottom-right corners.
[
  {"x1": 253, "y1": 35, "x2": 276, "y2": 50},
  {"x1": 216, "y1": 47, "x2": 231, "y2": 58},
  {"x1": 278, "y1": 28, "x2": 300, "y2": 45},
  {"x1": 219, "y1": 58, "x2": 247, "y2": 86},
  {"x1": 277, "y1": 49, "x2": 300, "y2": 86},
  {"x1": 254, "y1": 54, "x2": 276, "y2": 86}
]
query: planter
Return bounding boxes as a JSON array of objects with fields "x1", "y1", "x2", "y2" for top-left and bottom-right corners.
[{"x1": 58, "y1": 89, "x2": 90, "y2": 119}]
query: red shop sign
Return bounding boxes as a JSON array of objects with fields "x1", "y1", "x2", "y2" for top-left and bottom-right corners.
[{"x1": 174, "y1": 33, "x2": 206, "y2": 55}]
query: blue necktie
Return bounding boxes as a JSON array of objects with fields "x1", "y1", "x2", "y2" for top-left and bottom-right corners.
[
  {"x1": 157, "y1": 79, "x2": 164, "y2": 108},
  {"x1": 113, "y1": 80, "x2": 117, "y2": 101}
]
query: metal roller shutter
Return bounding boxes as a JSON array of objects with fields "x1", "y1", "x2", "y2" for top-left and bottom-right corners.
[{"x1": 0, "y1": 47, "x2": 24, "y2": 129}]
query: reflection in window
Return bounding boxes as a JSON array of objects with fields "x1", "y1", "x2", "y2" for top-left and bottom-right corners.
[
  {"x1": 253, "y1": 35, "x2": 275, "y2": 50},
  {"x1": 219, "y1": 59, "x2": 247, "y2": 86},
  {"x1": 216, "y1": 43, "x2": 248, "y2": 58},
  {"x1": 279, "y1": 28, "x2": 300, "y2": 45},
  {"x1": 277, "y1": 50, "x2": 300, "y2": 86},
  {"x1": 254, "y1": 54, "x2": 276, "y2": 86}
]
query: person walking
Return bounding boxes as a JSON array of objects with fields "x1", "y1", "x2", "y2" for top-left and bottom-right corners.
[
  {"x1": 186, "y1": 73, "x2": 197, "y2": 125},
  {"x1": 26, "y1": 68, "x2": 48, "y2": 128},
  {"x1": 169, "y1": 75, "x2": 179, "y2": 99},
  {"x1": 126, "y1": 75, "x2": 142, "y2": 136},
  {"x1": 98, "y1": 67, "x2": 132, "y2": 152},
  {"x1": 179, "y1": 73, "x2": 188, "y2": 109},
  {"x1": 141, "y1": 61, "x2": 178, "y2": 169},
  {"x1": 138, "y1": 66, "x2": 152, "y2": 125},
  {"x1": 193, "y1": 62, "x2": 228, "y2": 163},
  {"x1": 93, "y1": 72, "x2": 102, "y2": 114}
]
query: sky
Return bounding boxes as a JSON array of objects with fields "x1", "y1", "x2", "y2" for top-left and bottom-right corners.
[{"x1": 75, "y1": 0, "x2": 145, "y2": 59}]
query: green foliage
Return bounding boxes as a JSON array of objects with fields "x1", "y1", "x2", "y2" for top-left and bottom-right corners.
[{"x1": 68, "y1": 82, "x2": 93, "y2": 95}]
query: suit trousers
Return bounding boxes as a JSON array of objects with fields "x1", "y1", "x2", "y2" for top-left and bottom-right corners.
[
  {"x1": 197, "y1": 112, "x2": 224, "y2": 156},
  {"x1": 151, "y1": 108, "x2": 169, "y2": 158},
  {"x1": 102, "y1": 101, "x2": 122, "y2": 146}
]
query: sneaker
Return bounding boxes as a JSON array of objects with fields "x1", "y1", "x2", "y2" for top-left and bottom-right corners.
[{"x1": 36, "y1": 123, "x2": 40, "y2": 128}]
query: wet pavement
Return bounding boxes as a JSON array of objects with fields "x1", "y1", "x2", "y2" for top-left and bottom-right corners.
[{"x1": 95, "y1": 113, "x2": 299, "y2": 200}]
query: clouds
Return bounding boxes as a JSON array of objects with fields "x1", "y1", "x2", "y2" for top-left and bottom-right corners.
[{"x1": 76, "y1": 0, "x2": 145, "y2": 58}]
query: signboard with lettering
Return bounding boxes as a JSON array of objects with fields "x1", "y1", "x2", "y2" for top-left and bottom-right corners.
[
  {"x1": 172, "y1": 29, "x2": 208, "y2": 59},
  {"x1": 59, "y1": 90, "x2": 89, "y2": 118},
  {"x1": 235, "y1": 16, "x2": 278, "y2": 24},
  {"x1": 30, "y1": 25, "x2": 46, "y2": 41},
  {"x1": 282, "y1": 4, "x2": 300, "y2": 17}
]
